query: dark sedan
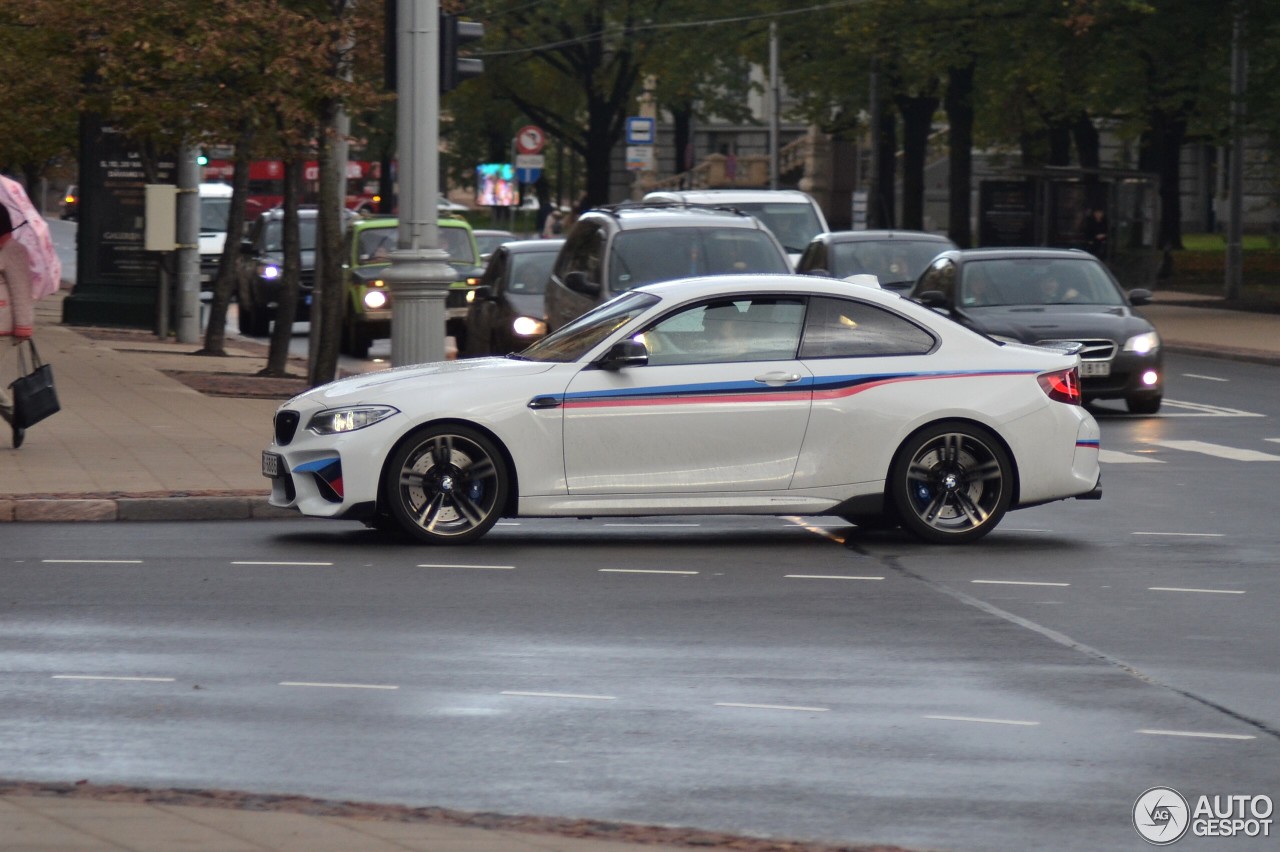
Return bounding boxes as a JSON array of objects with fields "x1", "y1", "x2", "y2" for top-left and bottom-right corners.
[
  {"x1": 908, "y1": 248, "x2": 1163, "y2": 414},
  {"x1": 462, "y1": 239, "x2": 563, "y2": 356},
  {"x1": 797, "y1": 230, "x2": 958, "y2": 291}
]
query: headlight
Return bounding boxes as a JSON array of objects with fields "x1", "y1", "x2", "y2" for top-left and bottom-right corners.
[
  {"x1": 512, "y1": 316, "x2": 547, "y2": 337},
  {"x1": 466, "y1": 289, "x2": 477, "y2": 303},
  {"x1": 1124, "y1": 331, "x2": 1160, "y2": 354},
  {"x1": 257, "y1": 263, "x2": 281, "y2": 280},
  {"x1": 364, "y1": 289, "x2": 387, "y2": 310},
  {"x1": 308, "y1": 405, "x2": 398, "y2": 435}
]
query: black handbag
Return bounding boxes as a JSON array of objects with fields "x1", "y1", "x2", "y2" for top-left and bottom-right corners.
[{"x1": 10, "y1": 338, "x2": 60, "y2": 428}]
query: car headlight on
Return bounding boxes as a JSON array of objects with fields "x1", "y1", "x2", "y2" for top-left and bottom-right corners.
[
  {"x1": 364, "y1": 289, "x2": 387, "y2": 310},
  {"x1": 512, "y1": 316, "x2": 547, "y2": 337},
  {"x1": 466, "y1": 289, "x2": 477, "y2": 303},
  {"x1": 1124, "y1": 331, "x2": 1160, "y2": 354},
  {"x1": 257, "y1": 263, "x2": 281, "y2": 280},
  {"x1": 308, "y1": 405, "x2": 399, "y2": 435}
]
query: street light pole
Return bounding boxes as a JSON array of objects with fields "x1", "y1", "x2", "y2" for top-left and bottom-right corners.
[
  {"x1": 384, "y1": 0, "x2": 454, "y2": 366},
  {"x1": 769, "y1": 21, "x2": 780, "y2": 190},
  {"x1": 1224, "y1": 2, "x2": 1247, "y2": 301}
]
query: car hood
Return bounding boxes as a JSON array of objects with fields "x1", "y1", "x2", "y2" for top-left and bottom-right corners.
[
  {"x1": 301, "y1": 356, "x2": 558, "y2": 405},
  {"x1": 963, "y1": 304, "x2": 1153, "y2": 343}
]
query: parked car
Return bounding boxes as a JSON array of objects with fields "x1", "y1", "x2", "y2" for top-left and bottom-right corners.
[
  {"x1": 797, "y1": 230, "x2": 958, "y2": 291},
  {"x1": 642, "y1": 188, "x2": 829, "y2": 267},
  {"x1": 262, "y1": 273, "x2": 1102, "y2": 546},
  {"x1": 60, "y1": 185, "x2": 78, "y2": 221},
  {"x1": 473, "y1": 229, "x2": 517, "y2": 264},
  {"x1": 198, "y1": 183, "x2": 234, "y2": 291},
  {"x1": 907, "y1": 248, "x2": 1163, "y2": 413},
  {"x1": 462, "y1": 239, "x2": 563, "y2": 357},
  {"x1": 544, "y1": 203, "x2": 791, "y2": 332},
  {"x1": 338, "y1": 216, "x2": 485, "y2": 357},
  {"x1": 236, "y1": 208, "x2": 321, "y2": 336}
]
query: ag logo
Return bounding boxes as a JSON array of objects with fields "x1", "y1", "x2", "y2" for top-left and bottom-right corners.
[{"x1": 1134, "y1": 787, "x2": 1190, "y2": 844}]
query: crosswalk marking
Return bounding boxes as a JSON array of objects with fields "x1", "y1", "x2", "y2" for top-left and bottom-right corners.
[
  {"x1": 1159, "y1": 399, "x2": 1263, "y2": 418},
  {"x1": 1145, "y1": 440, "x2": 1280, "y2": 462},
  {"x1": 1099, "y1": 449, "x2": 1164, "y2": 464}
]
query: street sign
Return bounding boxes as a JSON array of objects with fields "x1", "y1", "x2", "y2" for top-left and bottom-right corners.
[
  {"x1": 515, "y1": 153, "x2": 545, "y2": 185},
  {"x1": 626, "y1": 145, "x2": 656, "y2": 172},
  {"x1": 516, "y1": 167, "x2": 542, "y2": 184},
  {"x1": 626, "y1": 117, "x2": 655, "y2": 145},
  {"x1": 515, "y1": 125, "x2": 546, "y2": 155}
]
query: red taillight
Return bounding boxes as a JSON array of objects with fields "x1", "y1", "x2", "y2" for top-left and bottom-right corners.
[{"x1": 1038, "y1": 367, "x2": 1081, "y2": 405}]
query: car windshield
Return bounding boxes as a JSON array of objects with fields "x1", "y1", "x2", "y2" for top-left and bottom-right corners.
[
  {"x1": 831, "y1": 239, "x2": 948, "y2": 284},
  {"x1": 200, "y1": 198, "x2": 231, "y2": 234},
  {"x1": 476, "y1": 232, "x2": 515, "y2": 256},
  {"x1": 507, "y1": 251, "x2": 557, "y2": 295},
  {"x1": 609, "y1": 228, "x2": 788, "y2": 292},
  {"x1": 357, "y1": 226, "x2": 396, "y2": 263},
  {"x1": 520, "y1": 291, "x2": 660, "y2": 362},
  {"x1": 719, "y1": 203, "x2": 824, "y2": 253},
  {"x1": 960, "y1": 258, "x2": 1126, "y2": 308},
  {"x1": 441, "y1": 227, "x2": 476, "y2": 265},
  {"x1": 263, "y1": 218, "x2": 318, "y2": 252}
]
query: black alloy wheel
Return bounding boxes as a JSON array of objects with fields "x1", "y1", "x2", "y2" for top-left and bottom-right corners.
[
  {"x1": 890, "y1": 421, "x2": 1012, "y2": 544},
  {"x1": 385, "y1": 425, "x2": 508, "y2": 544}
]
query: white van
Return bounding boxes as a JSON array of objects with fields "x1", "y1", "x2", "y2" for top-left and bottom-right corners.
[
  {"x1": 199, "y1": 182, "x2": 234, "y2": 288},
  {"x1": 641, "y1": 188, "x2": 829, "y2": 269}
]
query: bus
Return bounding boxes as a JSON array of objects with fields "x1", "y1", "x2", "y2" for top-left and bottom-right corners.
[{"x1": 202, "y1": 159, "x2": 381, "y2": 216}]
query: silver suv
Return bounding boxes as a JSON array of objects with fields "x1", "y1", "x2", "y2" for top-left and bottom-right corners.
[
  {"x1": 641, "y1": 189, "x2": 829, "y2": 267},
  {"x1": 544, "y1": 203, "x2": 792, "y2": 332}
]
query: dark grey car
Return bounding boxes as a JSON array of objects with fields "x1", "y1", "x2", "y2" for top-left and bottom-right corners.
[
  {"x1": 908, "y1": 248, "x2": 1164, "y2": 413},
  {"x1": 797, "y1": 230, "x2": 958, "y2": 291},
  {"x1": 463, "y1": 239, "x2": 563, "y2": 356}
]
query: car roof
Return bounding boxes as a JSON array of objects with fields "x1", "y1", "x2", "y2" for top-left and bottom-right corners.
[
  {"x1": 947, "y1": 247, "x2": 1097, "y2": 262},
  {"x1": 818, "y1": 230, "x2": 956, "y2": 244},
  {"x1": 582, "y1": 204, "x2": 767, "y2": 230},
  {"x1": 501, "y1": 238, "x2": 564, "y2": 253},
  {"x1": 645, "y1": 189, "x2": 816, "y2": 205},
  {"x1": 633, "y1": 273, "x2": 911, "y2": 310},
  {"x1": 352, "y1": 216, "x2": 472, "y2": 231},
  {"x1": 474, "y1": 229, "x2": 515, "y2": 237}
]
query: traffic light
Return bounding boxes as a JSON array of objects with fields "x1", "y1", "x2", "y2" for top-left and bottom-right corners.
[
  {"x1": 440, "y1": 13, "x2": 483, "y2": 93},
  {"x1": 196, "y1": 150, "x2": 209, "y2": 167}
]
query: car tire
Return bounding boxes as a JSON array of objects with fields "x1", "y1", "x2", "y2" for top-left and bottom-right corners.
[
  {"x1": 384, "y1": 424, "x2": 509, "y2": 545},
  {"x1": 1126, "y1": 393, "x2": 1162, "y2": 415},
  {"x1": 889, "y1": 421, "x2": 1012, "y2": 544}
]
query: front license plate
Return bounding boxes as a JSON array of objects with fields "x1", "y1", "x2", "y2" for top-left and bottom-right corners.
[
  {"x1": 262, "y1": 451, "x2": 283, "y2": 478},
  {"x1": 1080, "y1": 361, "x2": 1111, "y2": 377}
]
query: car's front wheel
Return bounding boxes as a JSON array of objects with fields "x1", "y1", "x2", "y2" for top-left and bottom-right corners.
[
  {"x1": 1126, "y1": 393, "x2": 1162, "y2": 415},
  {"x1": 384, "y1": 424, "x2": 508, "y2": 544},
  {"x1": 890, "y1": 421, "x2": 1012, "y2": 544}
]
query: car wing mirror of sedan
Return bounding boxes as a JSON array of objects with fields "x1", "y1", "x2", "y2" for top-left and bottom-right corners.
[
  {"x1": 913, "y1": 289, "x2": 949, "y2": 309},
  {"x1": 473, "y1": 284, "x2": 492, "y2": 301},
  {"x1": 597, "y1": 338, "x2": 649, "y2": 371},
  {"x1": 1127, "y1": 287, "x2": 1153, "y2": 306},
  {"x1": 564, "y1": 270, "x2": 601, "y2": 298}
]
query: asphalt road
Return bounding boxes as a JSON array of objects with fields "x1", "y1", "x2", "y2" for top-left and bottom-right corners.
[{"x1": 4, "y1": 354, "x2": 1279, "y2": 851}]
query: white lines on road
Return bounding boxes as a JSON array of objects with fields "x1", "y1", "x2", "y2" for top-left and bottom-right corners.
[
  {"x1": 1146, "y1": 439, "x2": 1280, "y2": 461},
  {"x1": 924, "y1": 715, "x2": 1040, "y2": 727},
  {"x1": 598, "y1": 568, "x2": 698, "y2": 575},
  {"x1": 1182, "y1": 373, "x2": 1229, "y2": 382},
  {"x1": 41, "y1": 559, "x2": 143, "y2": 564},
  {"x1": 1148, "y1": 587, "x2": 1246, "y2": 596},
  {"x1": 52, "y1": 675, "x2": 175, "y2": 682},
  {"x1": 971, "y1": 580, "x2": 1070, "y2": 588},
  {"x1": 1132, "y1": 531, "x2": 1225, "y2": 538},
  {"x1": 1159, "y1": 400, "x2": 1263, "y2": 417},
  {"x1": 501, "y1": 691, "x2": 616, "y2": 701},
  {"x1": 1138, "y1": 729, "x2": 1256, "y2": 741},
  {"x1": 279, "y1": 682, "x2": 399, "y2": 690},
  {"x1": 1099, "y1": 449, "x2": 1164, "y2": 464},
  {"x1": 603, "y1": 522, "x2": 700, "y2": 527},
  {"x1": 232, "y1": 561, "x2": 333, "y2": 567},
  {"x1": 715, "y1": 702, "x2": 829, "y2": 713},
  {"x1": 785, "y1": 574, "x2": 884, "y2": 581},
  {"x1": 417, "y1": 563, "x2": 516, "y2": 570}
]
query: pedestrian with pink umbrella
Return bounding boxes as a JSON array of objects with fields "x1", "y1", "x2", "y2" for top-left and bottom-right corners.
[{"x1": 0, "y1": 202, "x2": 36, "y2": 447}]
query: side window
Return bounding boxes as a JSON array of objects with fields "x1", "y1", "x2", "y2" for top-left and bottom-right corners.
[
  {"x1": 916, "y1": 256, "x2": 956, "y2": 302},
  {"x1": 555, "y1": 223, "x2": 606, "y2": 283},
  {"x1": 798, "y1": 241, "x2": 825, "y2": 274},
  {"x1": 481, "y1": 250, "x2": 506, "y2": 292},
  {"x1": 799, "y1": 297, "x2": 936, "y2": 358},
  {"x1": 639, "y1": 297, "x2": 806, "y2": 366}
]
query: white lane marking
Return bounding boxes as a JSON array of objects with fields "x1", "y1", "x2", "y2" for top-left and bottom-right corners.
[
  {"x1": 279, "y1": 682, "x2": 399, "y2": 690},
  {"x1": 1182, "y1": 373, "x2": 1229, "y2": 382},
  {"x1": 52, "y1": 675, "x2": 175, "y2": 682},
  {"x1": 1147, "y1": 439, "x2": 1280, "y2": 461},
  {"x1": 496, "y1": 521, "x2": 520, "y2": 526},
  {"x1": 232, "y1": 561, "x2": 333, "y2": 566},
  {"x1": 41, "y1": 559, "x2": 143, "y2": 564},
  {"x1": 501, "y1": 691, "x2": 616, "y2": 701},
  {"x1": 1001, "y1": 527, "x2": 1054, "y2": 533},
  {"x1": 924, "y1": 715, "x2": 1039, "y2": 727},
  {"x1": 1159, "y1": 400, "x2": 1263, "y2": 418},
  {"x1": 785, "y1": 574, "x2": 884, "y2": 581},
  {"x1": 599, "y1": 568, "x2": 698, "y2": 575},
  {"x1": 1099, "y1": 449, "x2": 1164, "y2": 464},
  {"x1": 417, "y1": 563, "x2": 515, "y2": 570},
  {"x1": 783, "y1": 515, "x2": 847, "y2": 544},
  {"x1": 1149, "y1": 587, "x2": 1246, "y2": 595},
  {"x1": 603, "y1": 523, "x2": 700, "y2": 527},
  {"x1": 715, "y1": 702, "x2": 829, "y2": 712},
  {"x1": 1268, "y1": 438, "x2": 1280, "y2": 445},
  {"x1": 972, "y1": 580, "x2": 1070, "y2": 587},
  {"x1": 1133, "y1": 532, "x2": 1224, "y2": 538},
  {"x1": 1138, "y1": 729, "x2": 1256, "y2": 741}
]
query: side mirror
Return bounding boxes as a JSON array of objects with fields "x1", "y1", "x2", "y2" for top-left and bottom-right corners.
[
  {"x1": 1127, "y1": 288, "x2": 1152, "y2": 306},
  {"x1": 564, "y1": 270, "x2": 601, "y2": 298},
  {"x1": 914, "y1": 290, "x2": 949, "y2": 309},
  {"x1": 598, "y1": 338, "x2": 648, "y2": 371},
  {"x1": 473, "y1": 285, "x2": 492, "y2": 301}
]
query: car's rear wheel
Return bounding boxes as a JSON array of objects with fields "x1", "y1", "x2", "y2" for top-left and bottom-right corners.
[
  {"x1": 890, "y1": 422, "x2": 1011, "y2": 544},
  {"x1": 384, "y1": 424, "x2": 508, "y2": 544}
]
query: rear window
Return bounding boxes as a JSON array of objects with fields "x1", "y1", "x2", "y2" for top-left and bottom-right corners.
[
  {"x1": 830, "y1": 239, "x2": 950, "y2": 285},
  {"x1": 508, "y1": 251, "x2": 557, "y2": 295},
  {"x1": 608, "y1": 227, "x2": 788, "y2": 291}
]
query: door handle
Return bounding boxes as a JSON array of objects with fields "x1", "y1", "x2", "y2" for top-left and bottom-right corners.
[
  {"x1": 754, "y1": 372, "x2": 802, "y2": 387},
  {"x1": 527, "y1": 395, "x2": 562, "y2": 409}
]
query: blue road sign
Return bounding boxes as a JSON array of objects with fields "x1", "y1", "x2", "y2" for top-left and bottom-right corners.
[{"x1": 516, "y1": 167, "x2": 541, "y2": 184}]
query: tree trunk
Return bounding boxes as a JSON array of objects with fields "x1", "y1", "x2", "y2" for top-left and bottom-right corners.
[
  {"x1": 199, "y1": 119, "x2": 255, "y2": 357},
  {"x1": 869, "y1": 102, "x2": 896, "y2": 229},
  {"x1": 1072, "y1": 112, "x2": 1100, "y2": 171},
  {"x1": 945, "y1": 63, "x2": 975, "y2": 247},
  {"x1": 309, "y1": 102, "x2": 344, "y2": 387},
  {"x1": 262, "y1": 160, "x2": 303, "y2": 377},
  {"x1": 670, "y1": 101, "x2": 693, "y2": 175},
  {"x1": 895, "y1": 91, "x2": 938, "y2": 231}
]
